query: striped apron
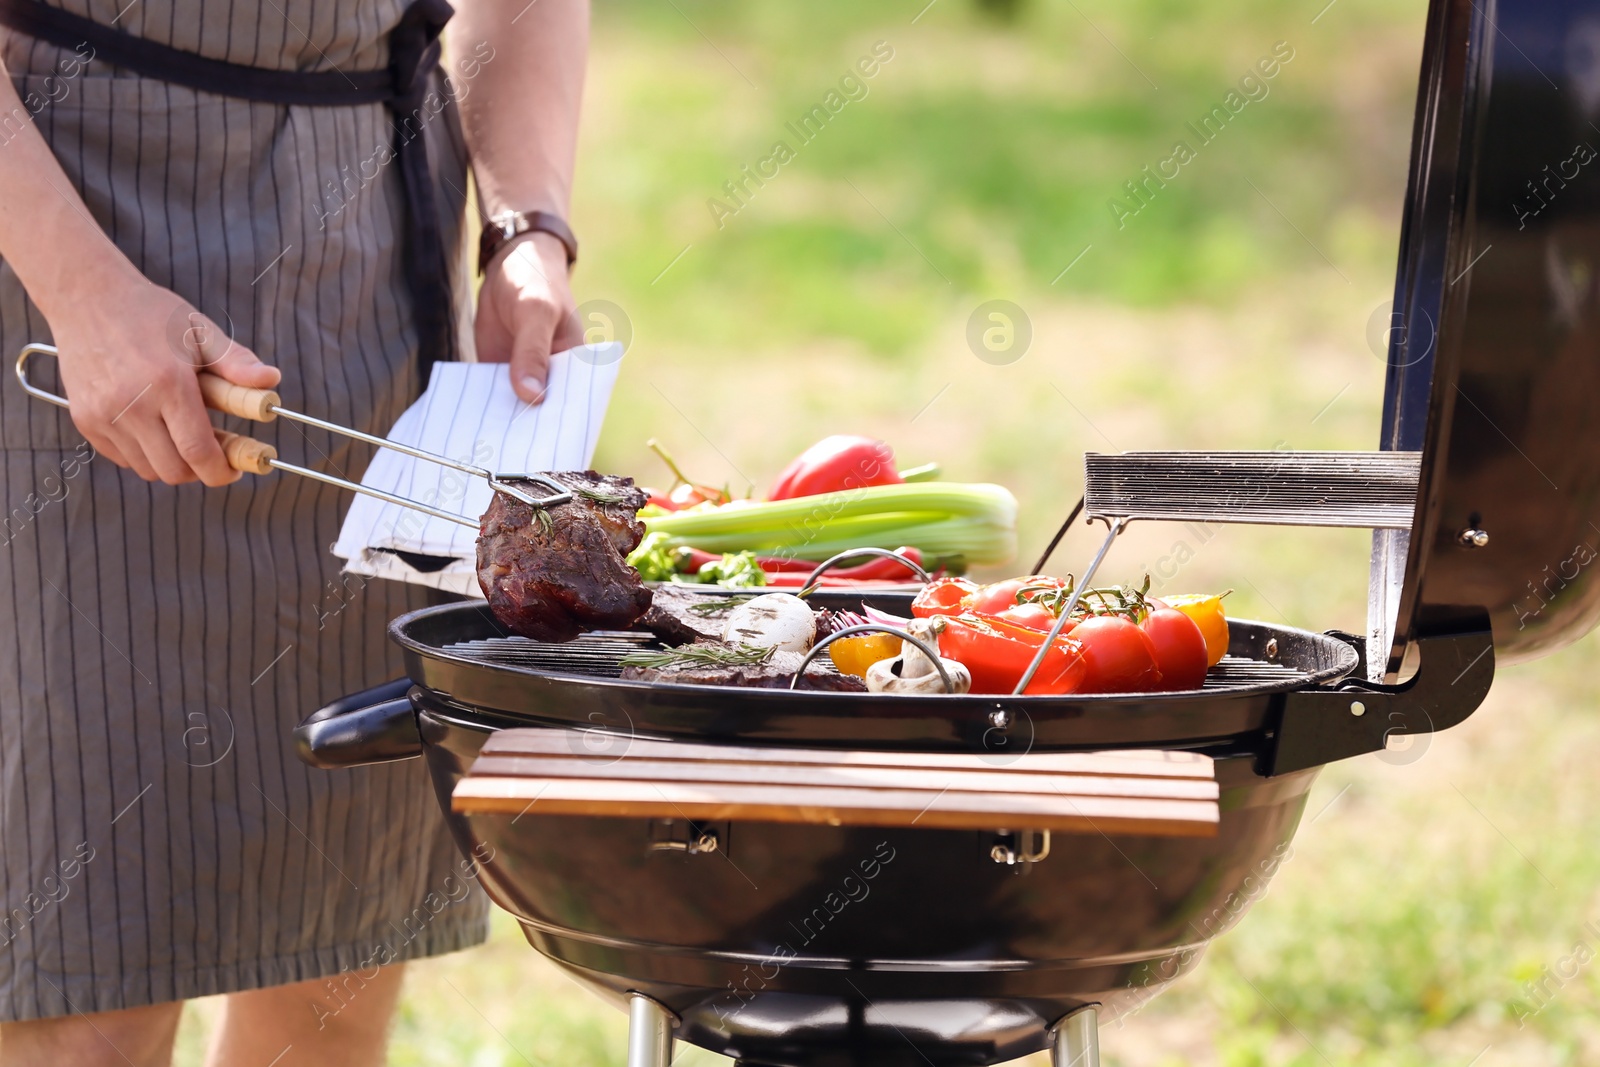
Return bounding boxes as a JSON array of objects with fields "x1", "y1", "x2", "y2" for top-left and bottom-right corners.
[{"x1": 0, "y1": 0, "x2": 488, "y2": 1021}]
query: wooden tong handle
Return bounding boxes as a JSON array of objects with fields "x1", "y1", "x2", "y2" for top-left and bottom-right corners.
[
  {"x1": 198, "y1": 375, "x2": 279, "y2": 422},
  {"x1": 215, "y1": 429, "x2": 276, "y2": 476}
]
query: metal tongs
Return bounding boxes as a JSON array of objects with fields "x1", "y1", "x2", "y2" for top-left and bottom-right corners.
[{"x1": 16, "y1": 343, "x2": 573, "y2": 528}]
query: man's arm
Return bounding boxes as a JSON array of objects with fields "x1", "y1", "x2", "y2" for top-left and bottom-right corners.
[
  {"x1": 0, "y1": 50, "x2": 277, "y2": 485},
  {"x1": 454, "y1": 0, "x2": 590, "y2": 403}
]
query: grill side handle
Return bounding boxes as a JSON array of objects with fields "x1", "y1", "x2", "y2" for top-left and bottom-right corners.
[
  {"x1": 1262, "y1": 610, "x2": 1494, "y2": 776},
  {"x1": 294, "y1": 678, "x2": 425, "y2": 769}
]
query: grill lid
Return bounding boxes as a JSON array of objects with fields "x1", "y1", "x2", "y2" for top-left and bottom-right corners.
[
  {"x1": 1369, "y1": 0, "x2": 1600, "y2": 675},
  {"x1": 1081, "y1": 0, "x2": 1600, "y2": 679}
]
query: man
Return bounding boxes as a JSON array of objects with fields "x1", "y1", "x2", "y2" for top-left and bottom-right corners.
[{"x1": 0, "y1": 0, "x2": 586, "y2": 1062}]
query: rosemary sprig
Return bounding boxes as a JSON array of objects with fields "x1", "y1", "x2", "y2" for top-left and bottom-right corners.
[
  {"x1": 571, "y1": 483, "x2": 634, "y2": 505},
  {"x1": 620, "y1": 643, "x2": 775, "y2": 669},
  {"x1": 685, "y1": 595, "x2": 758, "y2": 616},
  {"x1": 503, "y1": 476, "x2": 636, "y2": 508}
]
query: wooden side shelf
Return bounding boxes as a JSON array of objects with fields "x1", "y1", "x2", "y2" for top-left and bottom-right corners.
[{"x1": 452, "y1": 729, "x2": 1220, "y2": 838}]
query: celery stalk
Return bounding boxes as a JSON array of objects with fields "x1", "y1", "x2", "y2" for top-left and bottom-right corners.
[{"x1": 641, "y1": 481, "x2": 1018, "y2": 565}]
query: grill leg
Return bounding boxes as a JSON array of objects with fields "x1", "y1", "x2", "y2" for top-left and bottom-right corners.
[
  {"x1": 1051, "y1": 1005, "x2": 1100, "y2": 1067},
  {"x1": 627, "y1": 992, "x2": 676, "y2": 1067}
]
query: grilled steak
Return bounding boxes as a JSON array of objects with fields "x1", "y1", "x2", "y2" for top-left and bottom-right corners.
[
  {"x1": 477, "y1": 471, "x2": 653, "y2": 642},
  {"x1": 621, "y1": 643, "x2": 868, "y2": 692},
  {"x1": 637, "y1": 585, "x2": 738, "y2": 646}
]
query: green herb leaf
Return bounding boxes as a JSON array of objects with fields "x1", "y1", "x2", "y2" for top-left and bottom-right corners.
[
  {"x1": 626, "y1": 531, "x2": 692, "y2": 582},
  {"x1": 686, "y1": 594, "x2": 759, "y2": 615},
  {"x1": 688, "y1": 551, "x2": 768, "y2": 588},
  {"x1": 620, "y1": 643, "x2": 776, "y2": 669}
]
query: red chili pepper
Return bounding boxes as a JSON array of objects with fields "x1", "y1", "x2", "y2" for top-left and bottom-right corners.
[
  {"x1": 803, "y1": 547, "x2": 925, "y2": 581},
  {"x1": 679, "y1": 548, "x2": 721, "y2": 574},
  {"x1": 755, "y1": 556, "x2": 818, "y2": 574},
  {"x1": 768, "y1": 435, "x2": 904, "y2": 500},
  {"x1": 756, "y1": 547, "x2": 927, "y2": 580},
  {"x1": 762, "y1": 572, "x2": 900, "y2": 589},
  {"x1": 681, "y1": 549, "x2": 925, "y2": 583},
  {"x1": 933, "y1": 612, "x2": 1087, "y2": 696}
]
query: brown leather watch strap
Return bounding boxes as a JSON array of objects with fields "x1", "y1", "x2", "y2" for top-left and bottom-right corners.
[{"x1": 478, "y1": 210, "x2": 578, "y2": 274}]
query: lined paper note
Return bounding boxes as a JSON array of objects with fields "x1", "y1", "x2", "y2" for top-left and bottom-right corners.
[{"x1": 331, "y1": 343, "x2": 624, "y2": 595}]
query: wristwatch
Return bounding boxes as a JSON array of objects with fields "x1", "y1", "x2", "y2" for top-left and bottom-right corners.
[{"x1": 478, "y1": 210, "x2": 578, "y2": 275}]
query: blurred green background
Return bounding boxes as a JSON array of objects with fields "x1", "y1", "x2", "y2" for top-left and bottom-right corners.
[{"x1": 177, "y1": 0, "x2": 1600, "y2": 1062}]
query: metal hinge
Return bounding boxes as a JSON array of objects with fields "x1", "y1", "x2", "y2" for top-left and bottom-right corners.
[
  {"x1": 990, "y1": 829, "x2": 1051, "y2": 870},
  {"x1": 648, "y1": 819, "x2": 727, "y2": 856},
  {"x1": 1263, "y1": 613, "x2": 1494, "y2": 776}
]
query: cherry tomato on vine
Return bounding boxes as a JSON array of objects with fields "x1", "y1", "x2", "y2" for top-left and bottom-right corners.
[
  {"x1": 1160, "y1": 592, "x2": 1230, "y2": 667},
  {"x1": 966, "y1": 575, "x2": 1068, "y2": 616},
  {"x1": 1140, "y1": 608, "x2": 1209, "y2": 690},
  {"x1": 996, "y1": 601, "x2": 1057, "y2": 632},
  {"x1": 1071, "y1": 615, "x2": 1164, "y2": 693}
]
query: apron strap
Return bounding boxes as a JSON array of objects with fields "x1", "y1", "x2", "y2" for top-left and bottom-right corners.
[
  {"x1": 387, "y1": 0, "x2": 457, "y2": 377},
  {"x1": 0, "y1": 0, "x2": 460, "y2": 372}
]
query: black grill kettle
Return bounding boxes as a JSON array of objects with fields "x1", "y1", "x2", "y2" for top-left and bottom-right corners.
[{"x1": 294, "y1": 0, "x2": 1600, "y2": 1064}]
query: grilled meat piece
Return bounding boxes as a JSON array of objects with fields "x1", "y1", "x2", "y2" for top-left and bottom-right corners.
[
  {"x1": 620, "y1": 643, "x2": 868, "y2": 692},
  {"x1": 637, "y1": 585, "x2": 738, "y2": 646},
  {"x1": 477, "y1": 471, "x2": 653, "y2": 642}
]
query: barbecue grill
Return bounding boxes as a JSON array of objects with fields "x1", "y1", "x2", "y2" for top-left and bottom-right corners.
[{"x1": 295, "y1": 0, "x2": 1600, "y2": 1063}]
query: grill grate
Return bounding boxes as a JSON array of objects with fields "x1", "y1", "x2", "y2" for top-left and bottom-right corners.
[
  {"x1": 445, "y1": 631, "x2": 660, "y2": 676},
  {"x1": 439, "y1": 633, "x2": 1312, "y2": 692},
  {"x1": 1200, "y1": 656, "x2": 1309, "y2": 689},
  {"x1": 1083, "y1": 450, "x2": 1422, "y2": 529}
]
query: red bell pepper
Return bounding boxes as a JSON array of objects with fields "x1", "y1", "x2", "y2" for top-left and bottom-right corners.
[
  {"x1": 768, "y1": 435, "x2": 904, "y2": 500},
  {"x1": 933, "y1": 612, "x2": 1087, "y2": 695},
  {"x1": 912, "y1": 576, "x2": 979, "y2": 618}
]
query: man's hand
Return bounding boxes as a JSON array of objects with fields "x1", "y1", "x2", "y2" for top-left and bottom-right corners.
[
  {"x1": 475, "y1": 232, "x2": 582, "y2": 404},
  {"x1": 52, "y1": 265, "x2": 281, "y2": 487},
  {"x1": 0, "y1": 50, "x2": 278, "y2": 488}
]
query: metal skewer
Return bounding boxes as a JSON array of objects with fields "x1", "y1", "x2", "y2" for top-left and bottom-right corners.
[
  {"x1": 16, "y1": 343, "x2": 571, "y2": 527},
  {"x1": 1012, "y1": 517, "x2": 1126, "y2": 696}
]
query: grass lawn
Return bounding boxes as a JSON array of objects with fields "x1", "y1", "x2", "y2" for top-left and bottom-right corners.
[{"x1": 179, "y1": 0, "x2": 1600, "y2": 1062}]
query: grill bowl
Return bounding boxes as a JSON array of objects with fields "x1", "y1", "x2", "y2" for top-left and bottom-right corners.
[
  {"x1": 357, "y1": 594, "x2": 1361, "y2": 1067},
  {"x1": 414, "y1": 705, "x2": 1316, "y2": 1067},
  {"x1": 391, "y1": 592, "x2": 1361, "y2": 753}
]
